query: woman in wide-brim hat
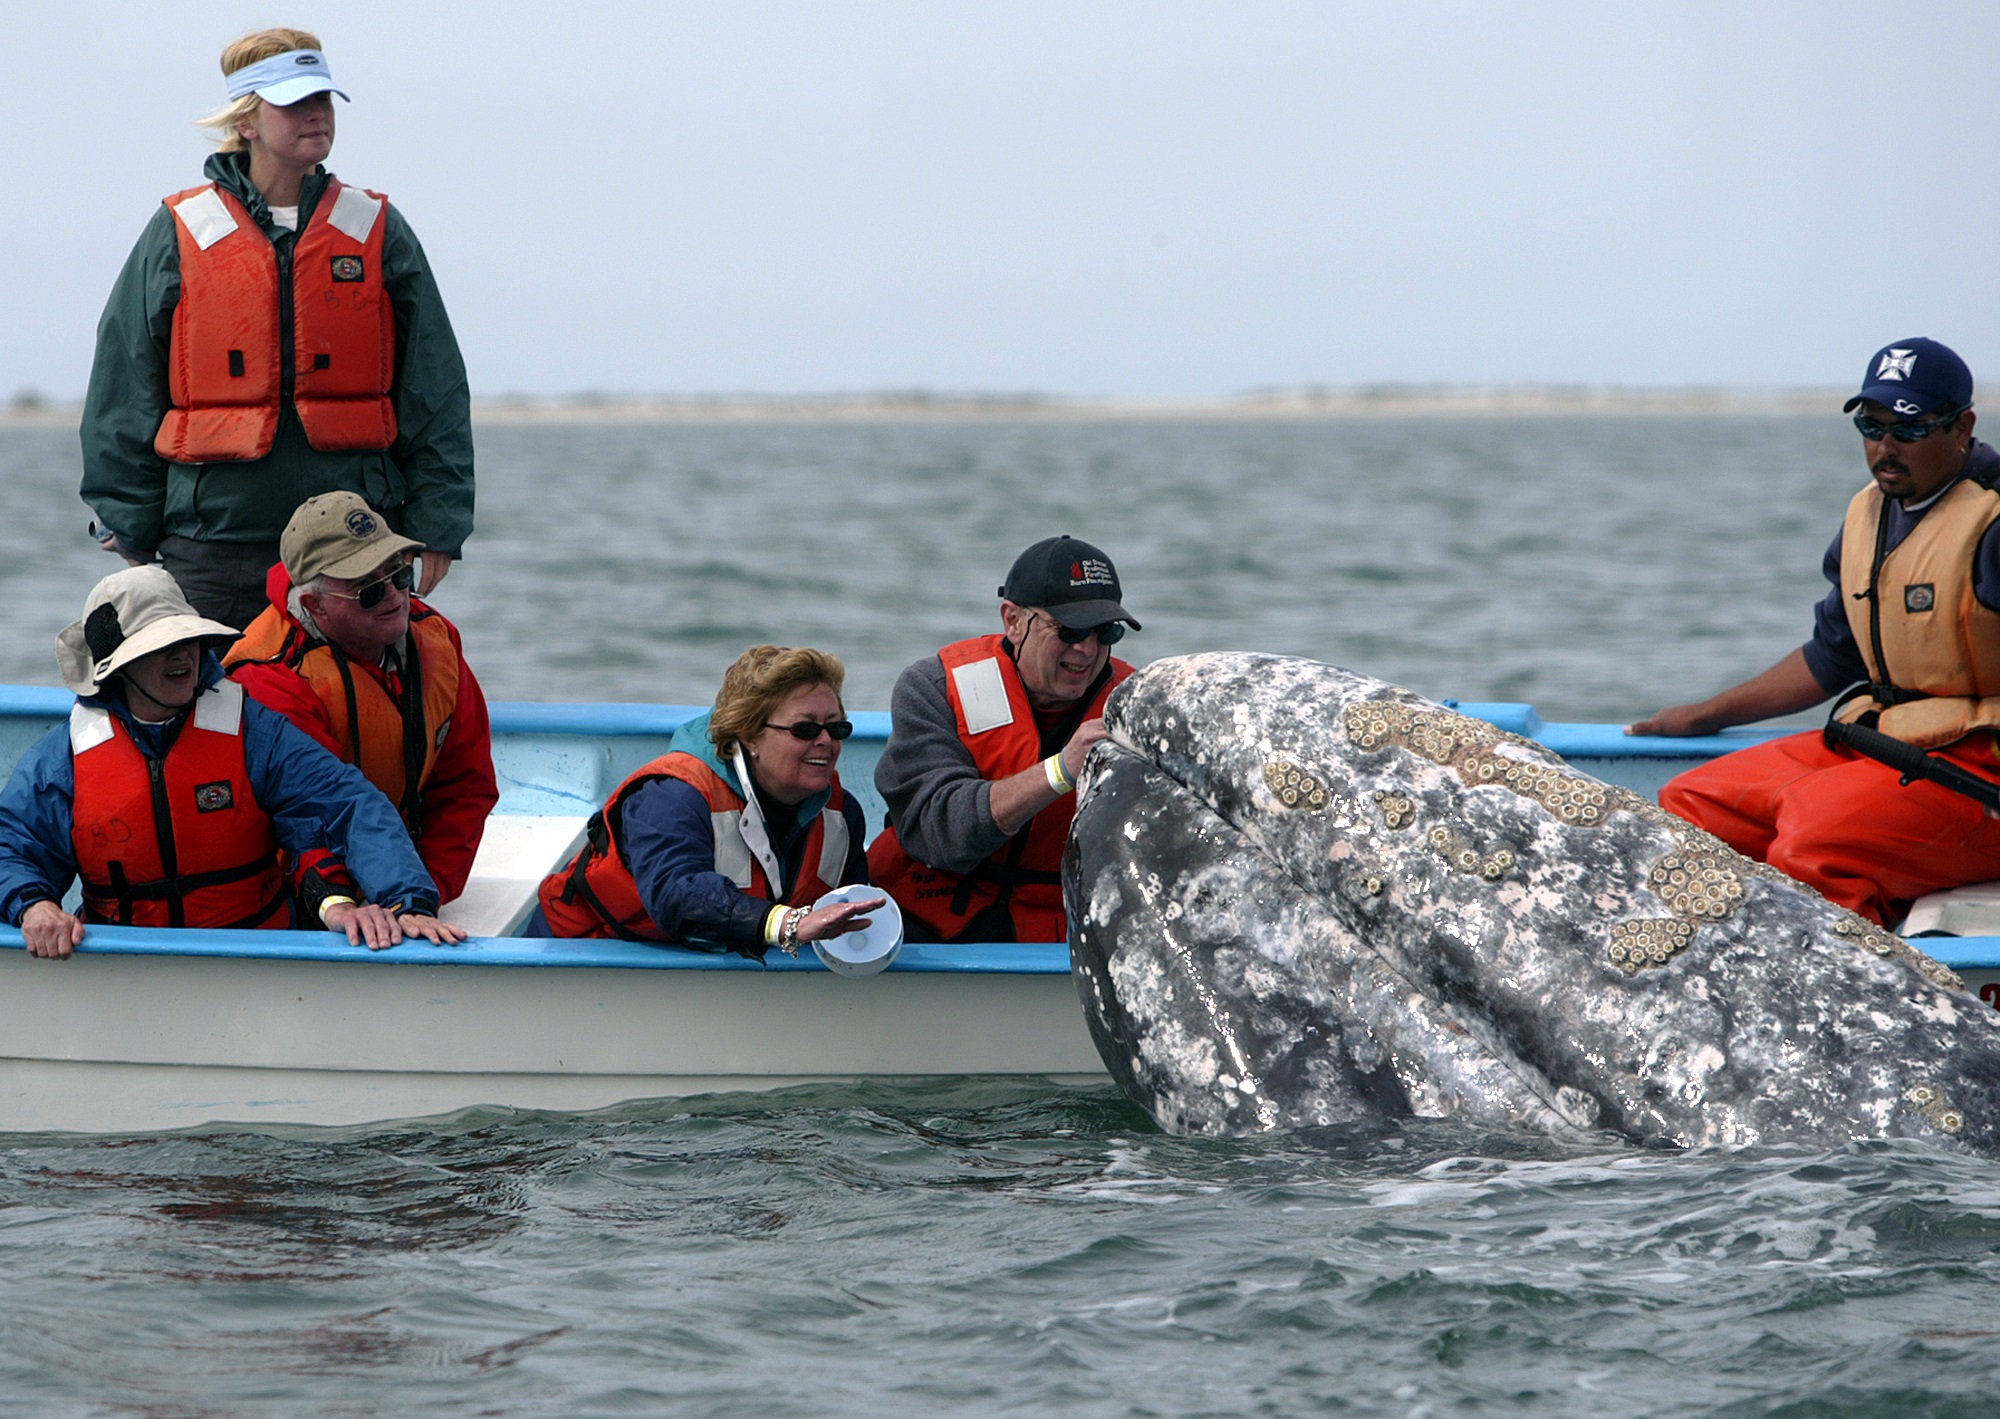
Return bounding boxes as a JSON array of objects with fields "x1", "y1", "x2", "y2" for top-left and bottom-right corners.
[{"x1": 0, "y1": 567, "x2": 465, "y2": 957}]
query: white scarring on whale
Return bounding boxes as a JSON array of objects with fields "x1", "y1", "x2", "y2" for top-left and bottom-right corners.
[{"x1": 1064, "y1": 652, "x2": 2000, "y2": 1150}]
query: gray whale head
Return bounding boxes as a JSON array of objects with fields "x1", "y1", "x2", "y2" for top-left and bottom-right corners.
[{"x1": 1065, "y1": 652, "x2": 2000, "y2": 1151}]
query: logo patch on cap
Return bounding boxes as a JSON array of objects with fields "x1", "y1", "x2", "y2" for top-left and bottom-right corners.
[
  {"x1": 1070, "y1": 557, "x2": 1116, "y2": 588},
  {"x1": 345, "y1": 509, "x2": 378, "y2": 538},
  {"x1": 1893, "y1": 399, "x2": 1922, "y2": 416},
  {"x1": 330, "y1": 255, "x2": 365, "y2": 283},
  {"x1": 1878, "y1": 349, "x2": 1917, "y2": 382},
  {"x1": 194, "y1": 781, "x2": 234, "y2": 813},
  {"x1": 1906, "y1": 584, "x2": 1936, "y2": 613},
  {"x1": 296, "y1": 54, "x2": 320, "y2": 66}
]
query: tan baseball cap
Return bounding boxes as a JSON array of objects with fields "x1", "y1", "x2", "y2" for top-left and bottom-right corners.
[
  {"x1": 281, "y1": 492, "x2": 424, "y2": 584},
  {"x1": 55, "y1": 567, "x2": 240, "y2": 696}
]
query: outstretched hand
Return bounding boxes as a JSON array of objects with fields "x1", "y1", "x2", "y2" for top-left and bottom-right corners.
[
  {"x1": 796, "y1": 896, "x2": 888, "y2": 944},
  {"x1": 1626, "y1": 704, "x2": 1723, "y2": 738}
]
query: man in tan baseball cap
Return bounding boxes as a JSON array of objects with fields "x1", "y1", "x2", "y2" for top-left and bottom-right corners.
[{"x1": 225, "y1": 493, "x2": 496, "y2": 907}]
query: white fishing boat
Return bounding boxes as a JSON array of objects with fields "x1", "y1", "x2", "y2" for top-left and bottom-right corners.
[{"x1": 2, "y1": 684, "x2": 1995, "y2": 1133}]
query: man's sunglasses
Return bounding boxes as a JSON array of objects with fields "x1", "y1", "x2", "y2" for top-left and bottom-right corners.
[
  {"x1": 1853, "y1": 410, "x2": 1961, "y2": 444},
  {"x1": 765, "y1": 718, "x2": 855, "y2": 741},
  {"x1": 322, "y1": 561, "x2": 417, "y2": 609},
  {"x1": 1034, "y1": 613, "x2": 1126, "y2": 646}
]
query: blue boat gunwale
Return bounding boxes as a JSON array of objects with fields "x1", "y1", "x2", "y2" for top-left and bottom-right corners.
[{"x1": 0, "y1": 925, "x2": 1074, "y2": 974}]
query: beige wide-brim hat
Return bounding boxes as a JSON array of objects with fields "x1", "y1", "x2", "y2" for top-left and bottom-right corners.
[{"x1": 55, "y1": 567, "x2": 240, "y2": 697}]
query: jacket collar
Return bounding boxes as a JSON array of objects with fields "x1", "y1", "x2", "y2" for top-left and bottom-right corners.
[{"x1": 203, "y1": 149, "x2": 332, "y2": 231}]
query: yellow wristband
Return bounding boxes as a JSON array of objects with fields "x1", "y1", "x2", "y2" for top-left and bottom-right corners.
[
  {"x1": 317, "y1": 894, "x2": 358, "y2": 926},
  {"x1": 1044, "y1": 753, "x2": 1074, "y2": 795},
  {"x1": 763, "y1": 905, "x2": 789, "y2": 945}
]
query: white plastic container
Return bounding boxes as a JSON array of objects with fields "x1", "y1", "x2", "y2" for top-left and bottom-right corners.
[{"x1": 810, "y1": 883, "x2": 904, "y2": 977}]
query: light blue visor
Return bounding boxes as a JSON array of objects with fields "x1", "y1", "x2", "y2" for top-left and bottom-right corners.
[{"x1": 224, "y1": 49, "x2": 350, "y2": 107}]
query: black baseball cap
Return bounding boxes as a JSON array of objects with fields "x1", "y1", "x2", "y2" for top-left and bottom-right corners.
[
  {"x1": 999, "y1": 535, "x2": 1141, "y2": 631},
  {"x1": 1843, "y1": 337, "x2": 1974, "y2": 418}
]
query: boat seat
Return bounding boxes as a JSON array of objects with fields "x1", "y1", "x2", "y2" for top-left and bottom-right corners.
[
  {"x1": 1903, "y1": 882, "x2": 2000, "y2": 938},
  {"x1": 439, "y1": 814, "x2": 589, "y2": 938}
]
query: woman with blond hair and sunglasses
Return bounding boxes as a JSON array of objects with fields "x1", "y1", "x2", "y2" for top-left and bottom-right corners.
[
  {"x1": 79, "y1": 27, "x2": 473, "y2": 631},
  {"x1": 538, "y1": 647, "x2": 883, "y2": 958}
]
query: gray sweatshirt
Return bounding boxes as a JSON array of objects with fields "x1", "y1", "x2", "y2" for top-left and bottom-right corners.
[{"x1": 874, "y1": 655, "x2": 1015, "y2": 873}]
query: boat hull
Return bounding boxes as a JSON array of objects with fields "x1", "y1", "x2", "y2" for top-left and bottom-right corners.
[{"x1": 0, "y1": 945, "x2": 1103, "y2": 1133}]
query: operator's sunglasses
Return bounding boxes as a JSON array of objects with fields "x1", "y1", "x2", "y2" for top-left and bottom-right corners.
[
  {"x1": 1853, "y1": 410, "x2": 1960, "y2": 444},
  {"x1": 765, "y1": 718, "x2": 855, "y2": 741},
  {"x1": 1036, "y1": 613, "x2": 1126, "y2": 646},
  {"x1": 323, "y1": 561, "x2": 417, "y2": 609}
]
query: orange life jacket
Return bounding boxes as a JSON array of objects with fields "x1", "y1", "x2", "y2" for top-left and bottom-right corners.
[
  {"x1": 224, "y1": 605, "x2": 461, "y2": 831},
  {"x1": 867, "y1": 635, "x2": 1132, "y2": 943},
  {"x1": 1835, "y1": 476, "x2": 2000, "y2": 749},
  {"x1": 538, "y1": 752, "x2": 852, "y2": 942},
  {"x1": 69, "y1": 680, "x2": 290, "y2": 929},
  {"x1": 153, "y1": 178, "x2": 397, "y2": 464}
]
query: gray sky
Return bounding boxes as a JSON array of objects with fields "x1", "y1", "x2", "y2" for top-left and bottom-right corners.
[{"x1": 6, "y1": 1, "x2": 1997, "y2": 401}]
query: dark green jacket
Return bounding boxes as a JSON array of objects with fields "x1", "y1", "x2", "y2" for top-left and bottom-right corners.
[{"x1": 80, "y1": 151, "x2": 474, "y2": 558}]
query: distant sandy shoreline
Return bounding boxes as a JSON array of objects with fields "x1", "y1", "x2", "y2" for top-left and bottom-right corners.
[{"x1": 0, "y1": 385, "x2": 1847, "y2": 429}]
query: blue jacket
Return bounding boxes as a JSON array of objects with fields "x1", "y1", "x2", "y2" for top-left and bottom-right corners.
[
  {"x1": 0, "y1": 656, "x2": 439, "y2": 927},
  {"x1": 619, "y1": 713, "x2": 868, "y2": 954}
]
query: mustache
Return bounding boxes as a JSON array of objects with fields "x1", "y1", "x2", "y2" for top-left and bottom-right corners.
[{"x1": 1872, "y1": 457, "x2": 1910, "y2": 476}]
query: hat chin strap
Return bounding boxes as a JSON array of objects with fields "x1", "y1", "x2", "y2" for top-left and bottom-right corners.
[{"x1": 120, "y1": 671, "x2": 197, "y2": 721}]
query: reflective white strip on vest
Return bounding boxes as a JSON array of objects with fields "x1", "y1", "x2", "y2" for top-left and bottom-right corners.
[
  {"x1": 728, "y1": 744, "x2": 787, "y2": 892},
  {"x1": 68, "y1": 704, "x2": 114, "y2": 755},
  {"x1": 711, "y1": 810, "x2": 755, "y2": 889},
  {"x1": 171, "y1": 188, "x2": 240, "y2": 252},
  {"x1": 952, "y1": 656, "x2": 1015, "y2": 735},
  {"x1": 325, "y1": 185, "x2": 383, "y2": 245},
  {"x1": 816, "y1": 805, "x2": 850, "y2": 888},
  {"x1": 191, "y1": 679, "x2": 245, "y2": 735}
]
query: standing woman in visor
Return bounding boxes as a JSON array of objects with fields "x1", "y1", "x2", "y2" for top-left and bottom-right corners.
[{"x1": 80, "y1": 27, "x2": 474, "y2": 630}]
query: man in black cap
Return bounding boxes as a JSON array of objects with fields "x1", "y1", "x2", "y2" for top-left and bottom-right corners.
[
  {"x1": 1631, "y1": 337, "x2": 2000, "y2": 925},
  {"x1": 870, "y1": 535, "x2": 1141, "y2": 943}
]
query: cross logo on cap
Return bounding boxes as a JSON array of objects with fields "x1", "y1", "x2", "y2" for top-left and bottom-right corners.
[{"x1": 1877, "y1": 349, "x2": 1917, "y2": 382}]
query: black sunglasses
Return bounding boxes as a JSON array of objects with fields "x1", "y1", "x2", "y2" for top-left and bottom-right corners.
[
  {"x1": 1034, "y1": 612, "x2": 1125, "y2": 646},
  {"x1": 322, "y1": 561, "x2": 417, "y2": 610},
  {"x1": 764, "y1": 718, "x2": 854, "y2": 741},
  {"x1": 1853, "y1": 410, "x2": 1960, "y2": 444}
]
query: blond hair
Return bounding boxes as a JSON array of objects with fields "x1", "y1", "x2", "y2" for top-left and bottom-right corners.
[
  {"x1": 709, "y1": 646, "x2": 846, "y2": 757},
  {"x1": 195, "y1": 27, "x2": 325, "y2": 153}
]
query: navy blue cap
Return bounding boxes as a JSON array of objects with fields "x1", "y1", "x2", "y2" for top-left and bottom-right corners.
[
  {"x1": 999, "y1": 535, "x2": 1141, "y2": 631},
  {"x1": 1843, "y1": 337, "x2": 1974, "y2": 417}
]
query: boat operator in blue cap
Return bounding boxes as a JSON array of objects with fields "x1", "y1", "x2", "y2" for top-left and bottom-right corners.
[
  {"x1": 0, "y1": 568, "x2": 466, "y2": 958},
  {"x1": 870, "y1": 536, "x2": 1141, "y2": 944},
  {"x1": 79, "y1": 27, "x2": 474, "y2": 631},
  {"x1": 1631, "y1": 338, "x2": 2000, "y2": 926}
]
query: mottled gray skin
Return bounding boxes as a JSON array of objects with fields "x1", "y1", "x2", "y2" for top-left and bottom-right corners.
[{"x1": 1067, "y1": 653, "x2": 2000, "y2": 1151}]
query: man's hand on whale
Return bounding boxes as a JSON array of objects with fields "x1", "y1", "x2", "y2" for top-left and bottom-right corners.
[{"x1": 991, "y1": 716, "x2": 1107, "y2": 834}]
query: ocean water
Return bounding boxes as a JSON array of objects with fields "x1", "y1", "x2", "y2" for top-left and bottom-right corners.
[
  {"x1": 6, "y1": 415, "x2": 1998, "y2": 1416},
  {"x1": 0, "y1": 413, "x2": 1853, "y2": 719}
]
